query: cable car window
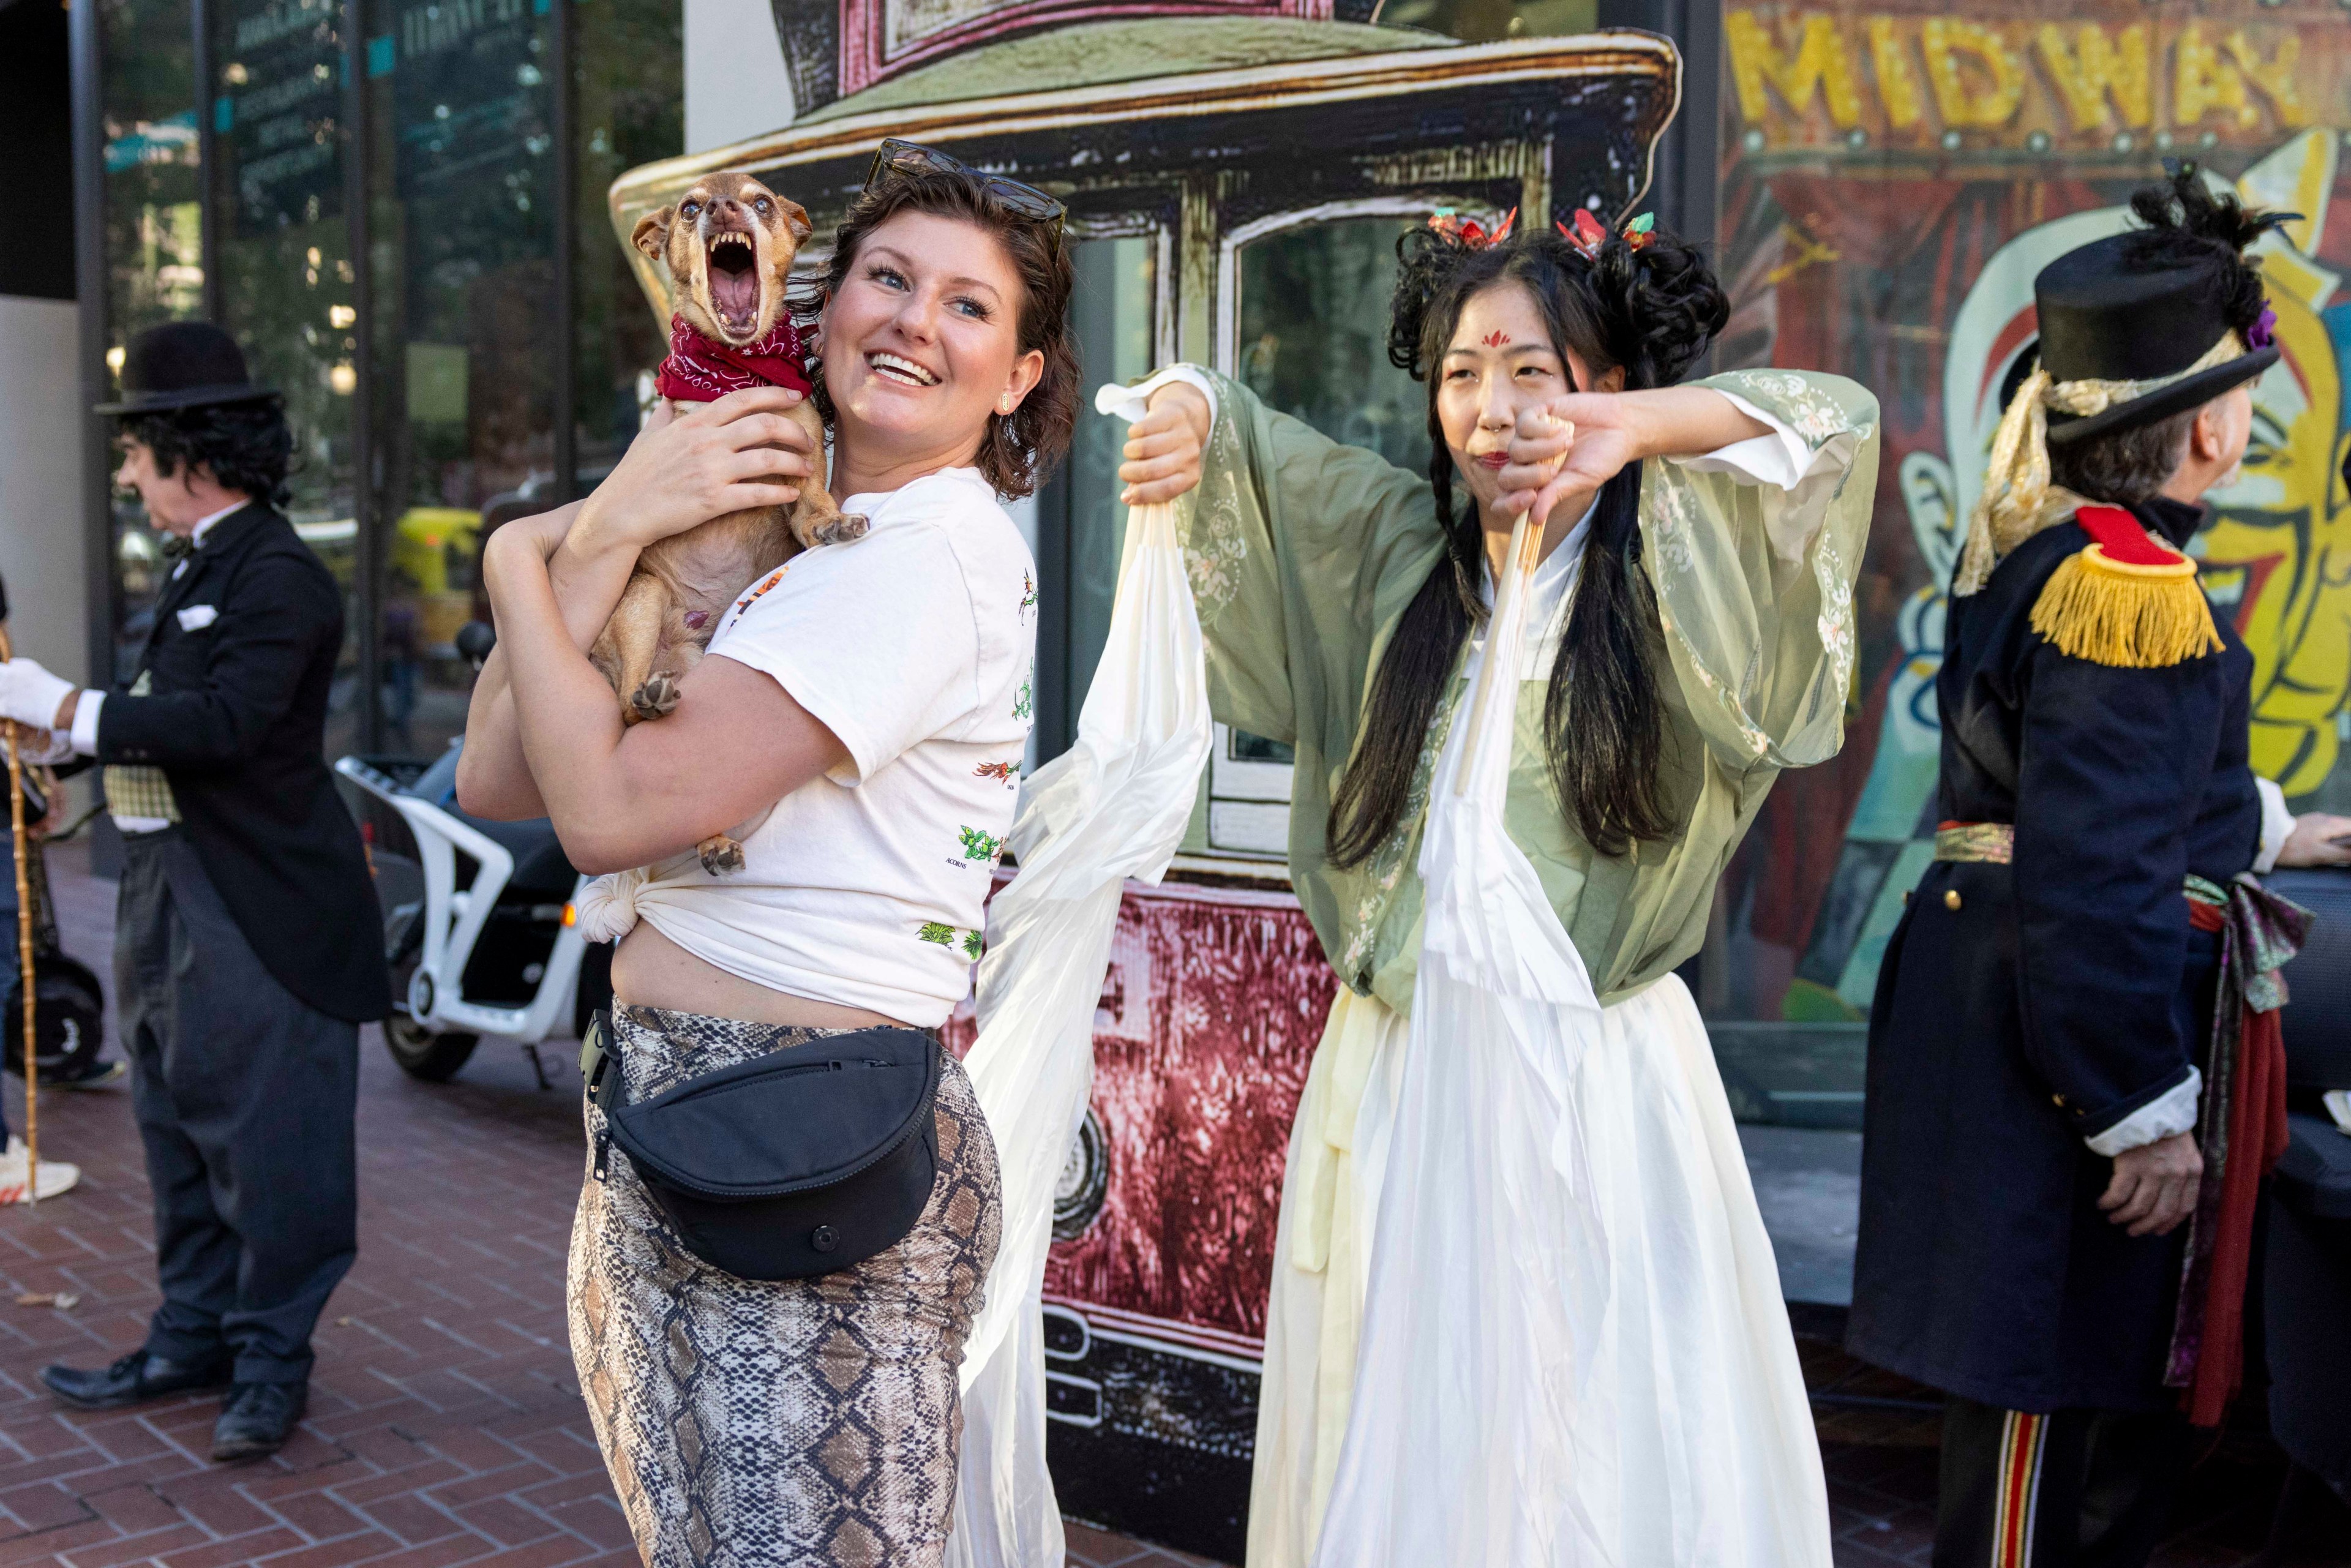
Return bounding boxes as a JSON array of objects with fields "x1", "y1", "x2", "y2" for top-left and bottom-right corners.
[
  {"x1": 1234, "y1": 212, "x2": 1431, "y2": 478},
  {"x1": 1065, "y1": 233, "x2": 1161, "y2": 715}
]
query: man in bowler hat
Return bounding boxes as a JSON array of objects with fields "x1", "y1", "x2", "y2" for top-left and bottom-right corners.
[
  {"x1": 0, "y1": 321, "x2": 390, "y2": 1461},
  {"x1": 1848, "y1": 169, "x2": 2351, "y2": 1566}
]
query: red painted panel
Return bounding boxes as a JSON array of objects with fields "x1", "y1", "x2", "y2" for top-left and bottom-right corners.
[{"x1": 942, "y1": 877, "x2": 1335, "y2": 1348}]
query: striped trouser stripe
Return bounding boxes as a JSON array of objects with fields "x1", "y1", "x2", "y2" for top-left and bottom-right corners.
[{"x1": 1990, "y1": 1409, "x2": 2048, "y2": 1568}]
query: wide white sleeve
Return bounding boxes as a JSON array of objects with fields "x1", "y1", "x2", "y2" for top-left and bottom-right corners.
[
  {"x1": 2252, "y1": 776, "x2": 2294, "y2": 874},
  {"x1": 70, "y1": 691, "x2": 105, "y2": 757},
  {"x1": 707, "y1": 525, "x2": 981, "y2": 786},
  {"x1": 1094, "y1": 365, "x2": 1220, "y2": 427}
]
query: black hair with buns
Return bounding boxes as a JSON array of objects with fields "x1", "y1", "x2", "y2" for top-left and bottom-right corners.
[
  {"x1": 2123, "y1": 162, "x2": 2289, "y2": 337},
  {"x1": 1325, "y1": 216, "x2": 1728, "y2": 869}
]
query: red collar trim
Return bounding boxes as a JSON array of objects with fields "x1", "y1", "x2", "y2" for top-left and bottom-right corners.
[{"x1": 2074, "y1": 505, "x2": 2187, "y2": 567}]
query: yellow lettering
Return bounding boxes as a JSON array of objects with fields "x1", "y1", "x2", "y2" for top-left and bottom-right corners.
[
  {"x1": 2032, "y1": 24, "x2": 2150, "y2": 133},
  {"x1": 1867, "y1": 17, "x2": 1924, "y2": 130},
  {"x1": 2227, "y1": 31, "x2": 2307, "y2": 129},
  {"x1": 1923, "y1": 19, "x2": 2025, "y2": 130},
  {"x1": 1726, "y1": 11, "x2": 1864, "y2": 129},
  {"x1": 2175, "y1": 24, "x2": 2255, "y2": 130}
]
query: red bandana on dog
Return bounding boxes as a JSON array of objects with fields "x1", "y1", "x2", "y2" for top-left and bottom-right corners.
[{"x1": 653, "y1": 313, "x2": 814, "y2": 402}]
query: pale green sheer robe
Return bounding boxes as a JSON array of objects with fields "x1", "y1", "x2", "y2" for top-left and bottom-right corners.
[{"x1": 1154, "y1": 367, "x2": 1881, "y2": 1567}]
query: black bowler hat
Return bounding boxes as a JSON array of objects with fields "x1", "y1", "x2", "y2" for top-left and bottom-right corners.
[
  {"x1": 2028, "y1": 232, "x2": 2278, "y2": 448},
  {"x1": 95, "y1": 321, "x2": 281, "y2": 415}
]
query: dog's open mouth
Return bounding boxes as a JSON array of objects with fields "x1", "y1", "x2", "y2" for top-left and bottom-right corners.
[{"x1": 705, "y1": 230, "x2": 762, "y2": 339}]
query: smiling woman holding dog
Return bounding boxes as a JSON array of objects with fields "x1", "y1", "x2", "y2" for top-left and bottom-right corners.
[{"x1": 456, "y1": 146, "x2": 1075, "y2": 1567}]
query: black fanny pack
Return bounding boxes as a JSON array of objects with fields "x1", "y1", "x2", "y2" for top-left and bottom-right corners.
[{"x1": 580, "y1": 1010, "x2": 941, "y2": 1281}]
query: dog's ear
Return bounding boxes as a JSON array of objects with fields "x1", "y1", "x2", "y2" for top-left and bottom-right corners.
[
  {"x1": 631, "y1": 206, "x2": 674, "y2": 263},
  {"x1": 776, "y1": 198, "x2": 813, "y2": 246}
]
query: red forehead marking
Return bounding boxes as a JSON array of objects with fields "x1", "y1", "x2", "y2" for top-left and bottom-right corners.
[{"x1": 1482, "y1": 330, "x2": 1510, "y2": 347}]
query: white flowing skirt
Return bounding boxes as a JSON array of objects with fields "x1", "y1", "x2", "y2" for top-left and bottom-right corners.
[{"x1": 1247, "y1": 975, "x2": 1831, "y2": 1568}]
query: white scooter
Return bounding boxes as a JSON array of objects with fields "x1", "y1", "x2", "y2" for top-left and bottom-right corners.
[{"x1": 335, "y1": 625, "x2": 610, "y2": 1085}]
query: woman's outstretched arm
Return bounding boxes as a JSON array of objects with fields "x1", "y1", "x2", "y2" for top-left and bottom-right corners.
[{"x1": 455, "y1": 385, "x2": 817, "y2": 820}]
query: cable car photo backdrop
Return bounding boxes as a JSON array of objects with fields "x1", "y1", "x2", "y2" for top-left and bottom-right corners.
[{"x1": 610, "y1": 0, "x2": 2351, "y2": 1555}]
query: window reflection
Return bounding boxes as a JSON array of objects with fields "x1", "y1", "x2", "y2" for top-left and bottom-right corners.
[
  {"x1": 100, "y1": 0, "x2": 201, "y2": 686},
  {"x1": 1051, "y1": 231, "x2": 1158, "y2": 756},
  {"x1": 366, "y1": 0, "x2": 559, "y2": 757},
  {"x1": 1235, "y1": 213, "x2": 1430, "y2": 479},
  {"x1": 209, "y1": 0, "x2": 361, "y2": 750}
]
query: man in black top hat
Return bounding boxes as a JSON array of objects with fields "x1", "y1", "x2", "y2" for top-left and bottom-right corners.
[
  {"x1": 0, "y1": 321, "x2": 389, "y2": 1462},
  {"x1": 1848, "y1": 169, "x2": 2351, "y2": 1567}
]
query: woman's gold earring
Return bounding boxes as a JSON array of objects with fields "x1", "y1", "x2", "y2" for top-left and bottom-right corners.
[{"x1": 999, "y1": 396, "x2": 1015, "y2": 415}]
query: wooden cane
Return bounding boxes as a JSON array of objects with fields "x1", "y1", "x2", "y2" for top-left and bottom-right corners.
[{"x1": 0, "y1": 626, "x2": 39, "y2": 1203}]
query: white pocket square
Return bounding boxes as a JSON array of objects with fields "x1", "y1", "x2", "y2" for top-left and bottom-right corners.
[{"x1": 177, "y1": 604, "x2": 219, "y2": 631}]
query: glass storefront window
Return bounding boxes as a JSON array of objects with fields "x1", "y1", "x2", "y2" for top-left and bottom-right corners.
[
  {"x1": 211, "y1": 0, "x2": 362, "y2": 750},
  {"x1": 364, "y1": 0, "x2": 560, "y2": 756},
  {"x1": 574, "y1": 0, "x2": 682, "y2": 484},
  {"x1": 100, "y1": 0, "x2": 200, "y2": 685}
]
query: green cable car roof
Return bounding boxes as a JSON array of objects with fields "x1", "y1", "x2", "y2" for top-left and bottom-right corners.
[{"x1": 795, "y1": 17, "x2": 1457, "y2": 126}]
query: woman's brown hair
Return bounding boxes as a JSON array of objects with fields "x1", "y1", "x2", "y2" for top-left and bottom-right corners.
[{"x1": 795, "y1": 164, "x2": 1079, "y2": 500}]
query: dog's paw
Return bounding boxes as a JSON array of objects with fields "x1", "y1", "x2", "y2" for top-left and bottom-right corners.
[
  {"x1": 811, "y1": 512, "x2": 869, "y2": 548},
  {"x1": 696, "y1": 834, "x2": 747, "y2": 877},
  {"x1": 629, "y1": 672, "x2": 681, "y2": 722}
]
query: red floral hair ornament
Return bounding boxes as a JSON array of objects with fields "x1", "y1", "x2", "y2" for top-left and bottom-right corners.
[
  {"x1": 1557, "y1": 209, "x2": 1656, "y2": 259},
  {"x1": 1427, "y1": 206, "x2": 1517, "y2": 249}
]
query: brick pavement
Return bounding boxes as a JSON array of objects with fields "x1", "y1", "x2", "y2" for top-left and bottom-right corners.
[{"x1": 0, "y1": 839, "x2": 2339, "y2": 1568}]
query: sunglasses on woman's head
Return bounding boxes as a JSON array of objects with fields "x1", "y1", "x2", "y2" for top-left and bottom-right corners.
[{"x1": 864, "y1": 140, "x2": 1067, "y2": 239}]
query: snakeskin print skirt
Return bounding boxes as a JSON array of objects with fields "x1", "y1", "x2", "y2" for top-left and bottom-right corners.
[{"x1": 568, "y1": 1006, "x2": 1002, "y2": 1568}]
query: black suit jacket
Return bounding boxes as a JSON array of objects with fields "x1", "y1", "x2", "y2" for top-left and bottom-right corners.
[
  {"x1": 1848, "y1": 497, "x2": 2261, "y2": 1414},
  {"x1": 98, "y1": 504, "x2": 391, "y2": 1023}
]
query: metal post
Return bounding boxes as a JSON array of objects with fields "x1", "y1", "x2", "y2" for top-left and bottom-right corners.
[
  {"x1": 69, "y1": 0, "x2": 114, "y2": 697},
  {"x1": 550, "y1": 0, "x2": 577, "y2": 503},
  {"x1": 345, "y1": 0, "x2": 380, "y2": 751},
  {"x1": 193, "y1": 0, "x2": 220, "y2": 322},
  {"x1": 1597, "y1": 0, "x2": 1720, "y2": 364}
]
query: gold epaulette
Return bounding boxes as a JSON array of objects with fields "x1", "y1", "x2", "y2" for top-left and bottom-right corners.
[{"x1": 2027, "y1": 505, "x2": 2222, "y2": 669}]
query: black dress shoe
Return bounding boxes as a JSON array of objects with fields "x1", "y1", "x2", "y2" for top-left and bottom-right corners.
[
  {"x1": 41, "y1": 1349, "x2": 232, "y2": 1411},
  {"x1": 212, "y1": 1380, "x2": 307, "y2": 1462}
]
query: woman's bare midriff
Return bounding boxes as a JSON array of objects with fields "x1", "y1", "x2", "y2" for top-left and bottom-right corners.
[{"x1": 612, "y1": 920, "x2": 907, "y2": 1030}]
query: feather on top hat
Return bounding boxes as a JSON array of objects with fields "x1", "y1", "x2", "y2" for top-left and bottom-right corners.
[{"x1": 96, "y1": 321, "x2": 280, "y2": 415}]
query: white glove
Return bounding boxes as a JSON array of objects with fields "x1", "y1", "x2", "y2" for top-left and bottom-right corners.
[
  {"x1": 8, "y1": 728, "x2": 74, "y2": 766},
  {"x1": 0, "y1": 658, "x2": 78, "y2": 731}
]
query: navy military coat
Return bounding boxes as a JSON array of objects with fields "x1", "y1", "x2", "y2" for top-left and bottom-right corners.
[
  {"x1": 1847, "y1": 496, "x2": 2262, "y2": 1414},
  {"x1": 97, "y1": 504, "x2": 391, "y2": 1023}
]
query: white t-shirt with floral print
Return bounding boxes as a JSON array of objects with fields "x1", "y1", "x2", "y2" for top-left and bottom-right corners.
[{"x1": 624, "y1": 465, "x2": 1037, "y2": 1026}]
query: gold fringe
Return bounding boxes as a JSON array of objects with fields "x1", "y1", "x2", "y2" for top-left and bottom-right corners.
[{"x1": 2029, "y1": 545, "x2": 2223, "y2": 668}]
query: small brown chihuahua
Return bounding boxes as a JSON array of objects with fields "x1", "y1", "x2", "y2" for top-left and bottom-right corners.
[{"x1": 601, "y1": 171, "x2": 864, "y2": 875}]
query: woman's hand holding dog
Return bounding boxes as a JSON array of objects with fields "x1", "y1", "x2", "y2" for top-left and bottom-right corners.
[{"x1": 569, "y1": 386, "x2": 817, "y2": 560}]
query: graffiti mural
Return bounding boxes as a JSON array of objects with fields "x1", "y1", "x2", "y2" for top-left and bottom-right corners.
[{"x1": 1714, "y1": 0, "x2": 2351, "y2": 1025}]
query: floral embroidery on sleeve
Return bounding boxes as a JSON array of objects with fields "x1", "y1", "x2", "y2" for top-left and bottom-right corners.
[{"x1": 1180, "y1": 410, "x2": 1249, "y2": 629}]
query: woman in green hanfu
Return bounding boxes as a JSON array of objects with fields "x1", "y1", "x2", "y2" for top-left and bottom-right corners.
[{"x1": 1106, "y1": 212, "x2": 1880, "y2": 1567}]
